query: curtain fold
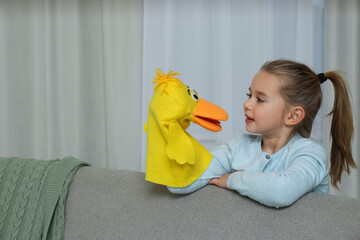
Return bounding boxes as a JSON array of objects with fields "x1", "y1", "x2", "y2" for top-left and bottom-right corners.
[
  {"x1": 0, "y1": 0, "x2": 143, "y2": 170},
  {"x1": 324, "y1": 0, "x2": 360, "y2": 198}
]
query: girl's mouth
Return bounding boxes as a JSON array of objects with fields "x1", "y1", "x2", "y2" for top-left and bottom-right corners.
[{"x1": 245, "y1": 115, "x2": 254, "y2": 123}]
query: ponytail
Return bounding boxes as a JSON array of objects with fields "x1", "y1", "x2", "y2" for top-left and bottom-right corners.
[{"x1": 325, "y1": 71, "x2": 357, "y2": 188}]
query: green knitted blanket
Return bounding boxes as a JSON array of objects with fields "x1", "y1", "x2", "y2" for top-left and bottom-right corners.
[{"x1": 0, "y1": 156, "x2": 90, "y2": 240}]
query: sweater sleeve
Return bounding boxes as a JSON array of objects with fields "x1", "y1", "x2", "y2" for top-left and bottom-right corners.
[{"x1": 227, "y1": 141, "x2": 328, "y2": 208}]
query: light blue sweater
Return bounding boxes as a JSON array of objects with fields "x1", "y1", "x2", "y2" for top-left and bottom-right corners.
[{"x1": 168, "y1": 133, "x2": 329, "y2": 208}]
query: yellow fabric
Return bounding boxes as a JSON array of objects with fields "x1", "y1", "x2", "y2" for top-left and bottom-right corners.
[
  {"x1": 166, "y1": 120, "x2": 195, "y2": 165},
  {"x1": 144, "y1": 69, "x2": 225, "y2": 187}
]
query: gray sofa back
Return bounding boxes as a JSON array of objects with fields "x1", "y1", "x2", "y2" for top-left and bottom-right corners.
[{"x1": 65, "y1": 167, "x2": 360, "y2": 240}]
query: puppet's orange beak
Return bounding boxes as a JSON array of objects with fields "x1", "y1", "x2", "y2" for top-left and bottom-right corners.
[{"x1": 192, "y1": 98, "x2": 228, "y2": 132}]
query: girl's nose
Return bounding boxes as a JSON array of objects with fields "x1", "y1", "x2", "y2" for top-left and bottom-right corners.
[{"x1": 243, "y1": 99, "x2": 251, "y2": 110}]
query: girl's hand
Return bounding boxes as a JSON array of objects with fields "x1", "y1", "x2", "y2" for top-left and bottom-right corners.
[{"x1": 208, "y1": 173, "x2": 232, "y2": 189}]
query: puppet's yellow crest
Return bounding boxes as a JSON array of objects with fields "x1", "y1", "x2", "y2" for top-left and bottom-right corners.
[{"x1": 153, "y1": 68, "x2": 183, "y2": 92}]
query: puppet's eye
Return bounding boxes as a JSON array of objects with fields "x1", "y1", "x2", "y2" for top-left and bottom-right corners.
[
  {"x1": 191, "y1": 92, "x2": 198, "y2": 101},
  {"x1": 189, "y1": 91, "x2": 199, "y2": 101}
]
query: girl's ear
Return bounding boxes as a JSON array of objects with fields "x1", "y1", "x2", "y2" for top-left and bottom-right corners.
[{"x1": 285, "y1": 106, "x2": 305, "y2": 126}]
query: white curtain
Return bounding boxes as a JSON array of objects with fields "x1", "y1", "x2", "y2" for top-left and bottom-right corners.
[
  {"x1": 1, "y1": 0, "x2": 358, "y2": 199},
  {"x1": 0, "y1": 0, "x2": 143, "y2": 171},
  {"x1": 324, "y1": 0, "x2": 360, "y2": 199}
]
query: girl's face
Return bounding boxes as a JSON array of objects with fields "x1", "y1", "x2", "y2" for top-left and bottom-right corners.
[{"x1": 243, "y1": 71, "x2": 289, "y2": 137}]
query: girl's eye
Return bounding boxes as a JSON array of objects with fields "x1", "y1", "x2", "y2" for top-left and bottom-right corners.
[
  {"x1": 246, "y1": 92, "x2": 265, "y2": 103},
  {"x1": 257, "y1": 98, "x2": 265, "y2": 103}
]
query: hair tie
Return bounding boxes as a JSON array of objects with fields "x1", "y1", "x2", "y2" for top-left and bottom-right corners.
[{"x1": 317, "y1": 73, "x2": 328, "y2": 84}]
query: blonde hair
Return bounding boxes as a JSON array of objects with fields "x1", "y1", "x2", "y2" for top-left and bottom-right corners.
[{"x1": 260, "y1": 59, "x2": 356, "y2": 188}]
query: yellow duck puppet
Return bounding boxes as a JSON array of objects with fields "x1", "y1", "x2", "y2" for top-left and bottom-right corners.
[{"x1": 144, "y1": 69, "x2": 228, "y2": 188}]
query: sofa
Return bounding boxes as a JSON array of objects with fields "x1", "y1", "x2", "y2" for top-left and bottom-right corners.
[{"x1": 64, "y1": 166, "x2": 360, "y2": 240}]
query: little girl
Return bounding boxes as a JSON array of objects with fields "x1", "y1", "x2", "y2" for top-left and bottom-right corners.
[{"x1": 168, "y1": 59, "x2": 357, "y2": 208}]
